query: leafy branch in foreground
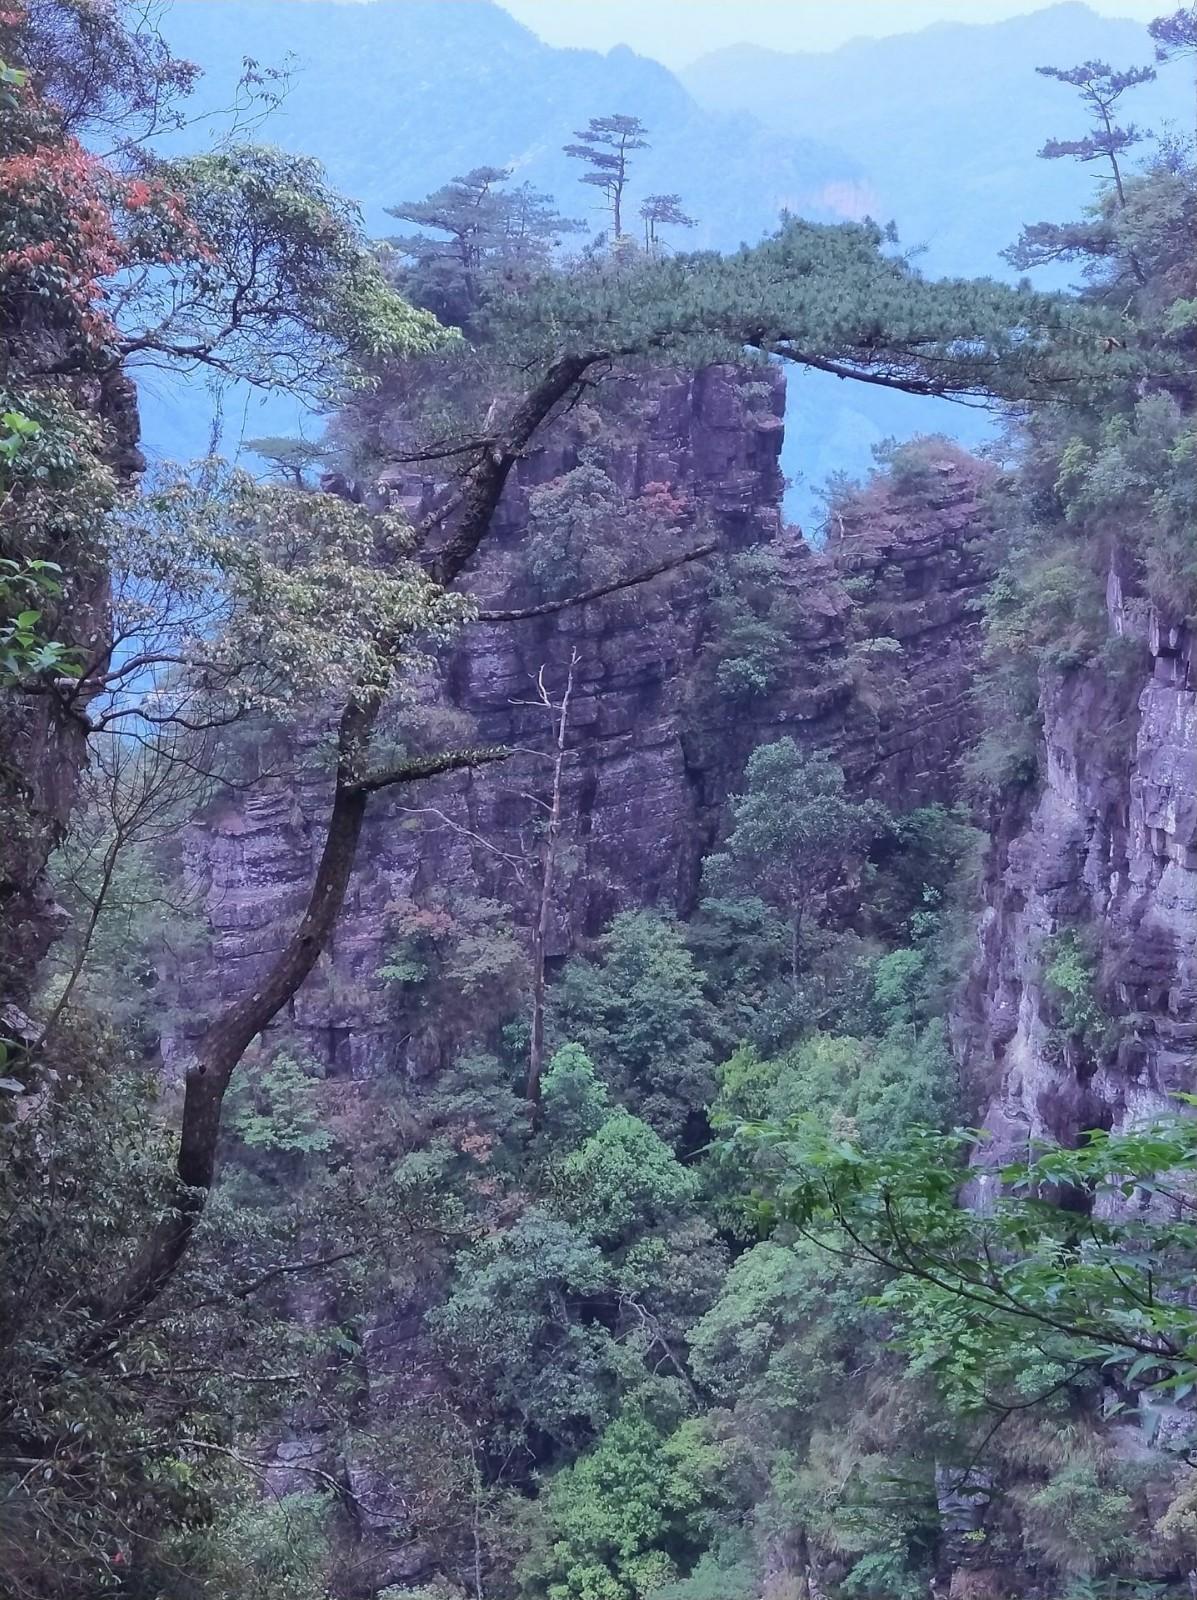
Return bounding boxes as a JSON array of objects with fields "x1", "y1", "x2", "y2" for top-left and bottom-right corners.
[{"x1": 737, "y1": 1108, "x2": 1197, "y2": 1431}]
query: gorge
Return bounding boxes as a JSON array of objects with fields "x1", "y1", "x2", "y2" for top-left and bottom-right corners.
[{"x1": 1, "y1": 3, "x2": 1196, "y2": 1599}]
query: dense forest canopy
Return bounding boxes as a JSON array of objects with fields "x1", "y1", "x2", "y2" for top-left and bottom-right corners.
[{"x1": 1, "y1": 2, "x2": 1196, "y2": 1598}]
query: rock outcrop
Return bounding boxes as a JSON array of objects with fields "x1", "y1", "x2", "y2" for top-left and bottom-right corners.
[
  {"x1": 171, "y1": 368, "x2": 996, "y2": 1078},
  {"x1": 959, "y1": 577, "x2": 1197, "y2": 1162}
]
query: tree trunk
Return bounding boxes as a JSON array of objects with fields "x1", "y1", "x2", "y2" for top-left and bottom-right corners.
[
  {"x1": 94, "y1": 693, "x2": 506, "y2": 1344},
  {"x1": 87, "y1": 353, "x2": 615, "y2": 1343},
  {"x1": 80, "y1": 344, "x2": 683, "y2": 1350},
  {"x1": 790, "y1": 906, "x2": 804, "y2": 1002},
  {"x1": 423, "y1": 351, "x2": 604, "y2": 588},
  {"x1": 526, "y1": 651, "x2": 577, "y2": 1118}
]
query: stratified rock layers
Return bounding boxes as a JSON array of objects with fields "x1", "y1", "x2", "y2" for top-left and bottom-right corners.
[
  {"x1": 961, "y1": 582, "x2": 1197, "y2": 1159},
  {"x1": 173, "y1": 368, "x2": 995, "y2": 1076}
]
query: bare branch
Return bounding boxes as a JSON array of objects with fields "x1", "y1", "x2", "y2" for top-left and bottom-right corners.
[{"x1": 475, "y1": 542, "x2": 716, "y2": 621}]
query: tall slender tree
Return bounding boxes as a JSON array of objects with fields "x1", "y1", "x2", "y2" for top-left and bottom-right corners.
[
  {"x1": 386, "y1": 165, "x2": 581, "y2": 325},
  {"x1": 563, "y1": 113, "x2": 649, "y2": 238},
  {"x1": 526, "y1": 651, "x2": 578, "y2": 1118},
  {"x1": 1035, "y1": 58, "x2": 1157, "y2": 207}
]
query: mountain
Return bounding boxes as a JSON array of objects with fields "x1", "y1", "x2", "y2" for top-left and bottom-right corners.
[
  {"x1": 160, "y1": 0, "x2": 860, "y2": 245},
  {"x1": 683, "y1": 2, "x2": 1190, "y2": 280},
  {"x1": 142, "y1": 2, "x2": 1189, "y2": 524},
  {"x1": 681, "y1": 2, "x2": 1192, "y2": 514}
]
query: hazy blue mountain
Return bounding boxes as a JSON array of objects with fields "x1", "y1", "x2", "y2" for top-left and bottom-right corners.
[
  {"x1": 683, "y1": 3, "x2": 1190, "y2": 280},
  {"x1": 160, "y1": 0, "x2": 860, "y2": 245},
  {"x1": 683, "y1": 3, "x2": 1191, "y2": 518}
]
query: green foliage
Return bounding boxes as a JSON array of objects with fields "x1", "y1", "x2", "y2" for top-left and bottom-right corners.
[
  {"x1": 498, "y1": 215, "x2": 1126, "y2": 403},
  {"x1": 688, "y1": 1238, "x2": 851, "y2": 1405},
  {"x1": 651, "y1": 1548, "x2": 758, "y2": 1600},
  {"x1": 639, "y1": 193, "x2": 697, "y2": 253},
  {"x1": 0, "y1": 553, "x2": 77, "y2": 684},
  {"x1": 433, "y1": 1208, "x2": 620, "y2": 1446},
  {"x1": 982, "y1": 533, "x2": 1109, "y2": 673},
  {"x1": 744, "y1": 1109, "x2": 1197, "y2": 1418},
  {"x1": 108, "y1": 462, "x2": 469, "y2": 717},
  {"x1": 553, "y1": 912, "x2": 716, "y2": 1140},
  {"x1": 960, "y1": 651, "x2": 1044, "y2": 798},
  {"x1": 157, "y1": 1492, "x2": 334, "y2": 1600},
  {"x1": 133, "y1": 144, "x2": 446, "y2": 395},
  {"x1": 1054, "y1": 393, "x2": 1197, "y2": 620},
  {"x1": 0, "y1": 1020, "x2": 262, "y2": 1595},
  {"x1": 0, "y1": 406, "x2": 41, "y2": 476},
  {"x1": 523, "y1": 460, "x2": 695, "y2": 602},
  {"x1": 701, "y1": 547, "x2": 794, "y2": 704},
  {"x1": 704, "y1": 740, "x2": 886, "y2": 994},
  {"x1": 245, "y1": 434, "x2": 331, "y2": 487},
  {"x1": 524, "y1": 460, "x2": 632, "y2": 598},
  {"x1": 10, "y1": 14, "x2": 1197, "y2": 1599},
  {"x1": 521, "y1": 1401, "x2": 725, "y2": 1600},
  {"x1": 379, "y1": 893, "x2": 529, "y2": 1028},
  {"x1": 227, "y1": 1049, "x2": 333, "y2": 1157},
  {"x1": 0, "y1": 383, "x2": 116, "y2": 587},
  {"x1": 563, "y1": 113, "x2": 650, "y2": 240},
  {"x1": 865, "y1": 804, "x2": 982, "y2": 945},
  {"x1": 1042, "y1": 928, "x2": 1110, "y2": 1054},
  {"x1": 541, "y1": 1043, "x2": 613, "y2": 1148},
  {"x1": 560, "y1": 1112, "x2": 698, "y2": 1245},
  {"x1": 386, "y1": 164, "x2": 582, "y2": 325},
  {"x1": 1019, "y1": 1462, "x2": 1137, "y2": 1580},
  {"x1": 42, "y1": 752, "x2": 206, "y2": 1043},
  {"x1": 768, "y1": 1025, "x2": 957, "y2": 1149}
]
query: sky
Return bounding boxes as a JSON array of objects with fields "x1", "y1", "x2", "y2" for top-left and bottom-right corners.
[{"x1": 496, "y1": 0, "x2": 1161, "y2": 67}]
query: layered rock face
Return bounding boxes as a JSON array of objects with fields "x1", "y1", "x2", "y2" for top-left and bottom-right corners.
[
  {"x1": 172, "y1": 367, "x2": 996, "y2": 1078},
  {"x1": 960, "y1": 579, "x2": 1197, "y2": 1162}
]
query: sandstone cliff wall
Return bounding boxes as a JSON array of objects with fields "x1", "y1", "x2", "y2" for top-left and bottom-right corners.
[
  {"x1": 171, "y1": 367, "x2": 996, "y2": 1079},
  {"x1": 0, "y1": 369, "x2": 142, "y2": 1009},
  {"x1": 959, "y1": 578, "x2": 1197, "y2": 1165}
]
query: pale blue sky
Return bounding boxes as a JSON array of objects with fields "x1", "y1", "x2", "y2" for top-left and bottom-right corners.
[{"x1": 498, "y1": 0, "x2": 1160, "y2": 67}]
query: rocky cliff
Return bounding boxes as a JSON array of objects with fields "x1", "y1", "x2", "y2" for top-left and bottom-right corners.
[
  {"x1": 163, "y1": 365, "x2": 1005, "y2": 1594},
  {"x1": 960, "y1": 577, "x2": 1197, "y2": 1167},
  {"x1": 171, "y1": 366, "x2": 996, "y2": 1079}
]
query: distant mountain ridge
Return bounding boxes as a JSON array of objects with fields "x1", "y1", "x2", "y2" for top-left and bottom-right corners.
[
  {"x1": 161, "y1": 1, "x2": 861, "y2": 246},
  {"x1": 683, "y1": 2, "x2": 1190, "y2": 279},
  {"x1": 147, "y1": 0, "x2": 865, "y2": 472}
]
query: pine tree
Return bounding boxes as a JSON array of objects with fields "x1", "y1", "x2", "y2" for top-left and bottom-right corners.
[
  {"x1": 1035, "y1": 59, "x2": 1157, "y2": 206},
  {"x1": 639, "y1": 192, "x2": 696, "y2": 253},
  {"x1": 244, "y1": 435, "x2": 329, "y2": 488},
  {"x1": 563, "y1": 113, "x2": 649, "y2": 239},
  {"x1": 386, "y1": 165, "x2": 581, "y2": 324}
]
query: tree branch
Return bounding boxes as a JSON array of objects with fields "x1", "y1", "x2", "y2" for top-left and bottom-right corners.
[
  {"x1": 350, "y1": 745, "x2": 510, "y2": 796},
  {"x1": 476, "y1": 543, "x2": 716, "y2": 621},
  {"x1": 421, "y1": 349, "x2": 606, "y2": 586}
]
